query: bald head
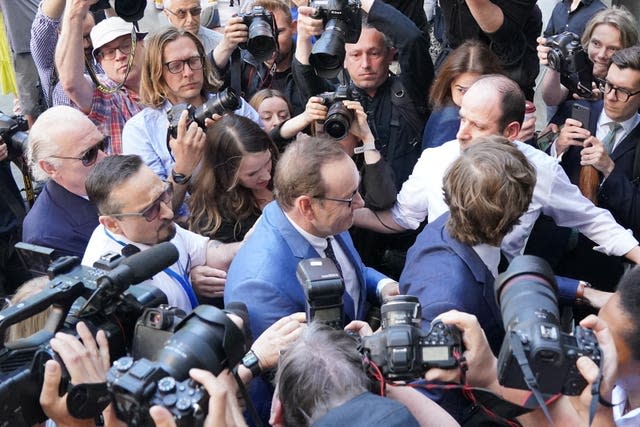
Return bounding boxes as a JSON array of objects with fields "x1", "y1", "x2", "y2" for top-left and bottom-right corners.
[{"x1": 466, "y1": 74, "x2": 526, "y2": 130}]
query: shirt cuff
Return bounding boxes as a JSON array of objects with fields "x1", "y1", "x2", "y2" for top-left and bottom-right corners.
[{"x1": 376, "y1": 278, "x2": 396, "y2": 302}]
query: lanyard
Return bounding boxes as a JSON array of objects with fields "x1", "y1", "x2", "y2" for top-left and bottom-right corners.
[{"x1": 102, "y1": 228, "x2": 199, "y2": 309}]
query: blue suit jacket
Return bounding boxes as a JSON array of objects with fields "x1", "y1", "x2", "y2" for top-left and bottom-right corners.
[
  {"x1": 22, "y1": 180, "x2": 99, "y2": 258},
  {"x1": 399, "y1": 213, "x2": 504, "y2": 355},
  {"x1": 225, "y1": 201, "x2": 385, "y2": 338},
  {"x1": 225, "y1": 201, "x2": 385, "y2": 426}
]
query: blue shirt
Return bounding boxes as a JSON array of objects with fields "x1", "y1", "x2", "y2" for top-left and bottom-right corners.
[{"x1": 544, "y1": 0, "x2": 606, "y2": 37}]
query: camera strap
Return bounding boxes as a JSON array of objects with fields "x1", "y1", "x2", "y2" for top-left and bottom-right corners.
[
  {"x1": 507, "y1": 331, "x2": 554, "y2": 425},
  {"x1": 232, "y1": 368, "x2": 265, "y2": 427}
]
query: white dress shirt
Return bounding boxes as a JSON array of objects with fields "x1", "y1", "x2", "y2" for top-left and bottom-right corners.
[{"x1": 391, "y1": 138, "x2": 638, "y2": 260}]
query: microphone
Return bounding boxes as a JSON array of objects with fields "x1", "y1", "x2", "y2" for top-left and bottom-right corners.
[{"x1": 81, "y1": 242, "x2": 179, "y2": 314}]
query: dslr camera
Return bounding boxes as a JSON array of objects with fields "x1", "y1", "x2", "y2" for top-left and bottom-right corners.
[
  {"x1": 317, "y1": 85, "x2": 357, "y2": 140},
  {"x1": 309, "y1": 0, "x2": 362, "y2": 78},
  {"x1": 359, "y1": 296, "x2": 463, "y2": 381},
  {"x1": 239, "y1": 6, "x2": 278, "y2": 63},
  {"x1": 495, "y1": 255, "x2": 601, "y2": 395},
  {"x1": 545, "y1": 31, "x2": 594, "y2": 98},
  {"x1": 297, "y1": 258, "x2": 345, "y2": 330},
  {"x1": 0, "y1": 243, "x2": 177, "y2": 427},
  {"x1": 107, "y1": 304, "x2": 247, "y2": 427},
  {"x1": 167, "y1": 88, "x2": 241, "y2": 139},
  {"x1": 0, "y1": 111, "x2": 28, "y2": 160},
  {"x1": 91, "y1": 0, "x2": 146, "y2": 22}
]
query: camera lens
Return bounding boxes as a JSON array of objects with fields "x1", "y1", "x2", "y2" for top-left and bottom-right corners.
[
  {"x1": 154, "y1": 305, "x2": 246, "y2": 380},
  {"x1": 310, "y1": 19, "x2": 349, "y2": 79},
  {"x1": 380, "y1": 295, "x2": 421, "y2": 328},
  {"x1": 247, "y1": 19, "x2": 277, "y2": 62},
  {"x1": 323, "y1": 101, "x2": 352, "y2": 140},
  {"x1": 113, "y1": 0, "x2": 147, "y2": 22},
  {"x1": 194, "y1": 88, "x2": 241, "y2": 126}
]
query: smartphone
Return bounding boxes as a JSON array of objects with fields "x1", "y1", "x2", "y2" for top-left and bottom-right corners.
[{"x1": 571, "y1": 104, "x2": 591, "y2": 129}]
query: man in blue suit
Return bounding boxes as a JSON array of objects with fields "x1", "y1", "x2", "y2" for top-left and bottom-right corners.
[
  {"x1": 225, "y1": 137, "x2": 399, "y2": 424},
  {"x1": 400, "y1": 136, "x2": 536, "y2": 355},
  {"x1": 226, "y1": 137, "x2": 399, "y2": 337}
]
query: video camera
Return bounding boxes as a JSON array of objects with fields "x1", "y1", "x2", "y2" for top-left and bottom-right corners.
[
  {"x1": 309, "y1": 0, "x2": 362, "y2": 78},
  {"x1": 0, "y1": 242, "x2": 178, "y2": 427},
  {"x1": 359, "y1": 296, "x2": 463, "y2": 381},
  {"x1": 239, "y1": 5, "x2": 278, "y2": 63},
  {"x1": 90, "y1": 0, "x2": 146, "y2": 22},
  {"x1": 317, "y1": 85, "x2": 358, "y2": 140},
  {"x1": 107, "y1": 304, "x2": 247, "y2": 427},
  {"x1": 296, "y1": 258, "x2": 345, "y2": 330},
  {"x1": 167, "y1": 88, "x2": 241, "y2": 139},
  {"x1": 495, "y1": 255, "x2": 601, "y2": 396},
  {"x1": 545, "y1": 31, "x2": 594, "y2": 98},
  {"x1": 0, "y1": 110, "x2": 28, "y2": 161}
]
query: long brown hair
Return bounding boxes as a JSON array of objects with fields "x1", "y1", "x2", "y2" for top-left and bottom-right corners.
[
  {"x1": 188, "y1": 115, "x2": 277, "y2": 239},
  {"x1": 429, "y1": 40, "x2": 502, "y2": 109},
  {"x1": 140, "y1": 27, "x2": 221, "y2": 108}
]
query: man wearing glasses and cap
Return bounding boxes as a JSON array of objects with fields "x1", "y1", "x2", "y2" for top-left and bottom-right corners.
[
  {"x1": 163, "y1": 0, "x2": 222, "y2": 54},
  {"x1": 82, "y1": 154, "x2": 242, "y2": 313},
  {"x1": 56, "y1": 0, "x2": 147, "y2": 154},
  {"x1": 22, "y1": 106, "x2": 107, "y2": 259}
]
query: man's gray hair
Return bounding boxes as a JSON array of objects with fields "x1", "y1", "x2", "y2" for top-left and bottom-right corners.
[{"x1": 275, "y1": 322, "x2": 370, "y2": 427}]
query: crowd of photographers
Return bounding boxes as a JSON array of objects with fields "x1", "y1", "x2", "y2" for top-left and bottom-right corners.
[{"x1": 1, "y1": 0, "x2": 640, "y2": 426}]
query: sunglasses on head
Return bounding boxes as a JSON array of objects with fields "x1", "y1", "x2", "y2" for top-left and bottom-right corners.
[{"x1": 50, "y1": 136, "x2": 109, "y2": 167}]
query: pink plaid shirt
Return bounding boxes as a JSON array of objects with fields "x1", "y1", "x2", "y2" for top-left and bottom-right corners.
[{"x1": 88, "y1": 75, "x2": 143, "y2": 155}]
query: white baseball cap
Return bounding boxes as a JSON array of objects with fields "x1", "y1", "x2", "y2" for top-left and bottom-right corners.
[{"x1": 90, "y1": 17, "x2": 147, "y2": 61}]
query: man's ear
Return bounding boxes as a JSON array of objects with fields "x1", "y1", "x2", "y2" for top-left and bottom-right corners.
[
  {"x1": 38, "y1": 159, "x2": 57, "y2": 179},
  {"x1": 269, "y1": 396, "x2": 285, "y2": 427},
  {"x1": 99, "y1": 215, "x2": 123, "y2": 235},
  {"x1": 503, "y1": 121, "x2": 521, "y2": 140},
  {"x1": 296, "y1": 195, "x2": 316, "y2": 222}
]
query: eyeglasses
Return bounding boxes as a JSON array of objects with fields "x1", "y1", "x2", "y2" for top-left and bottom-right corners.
[
  {"x1": 108, "y1": 182, "x2": 174, "y2": 222},
  {"x1": 165, "y1": 7, "x2": 202, "y2": 19},
  {"x1": 97, "y1": 42, "x2": 133, "y2": 61},
  {"x1": 598, "y1": 80, "x2": 640, "y2": 102},
  {"x1": 50, "y1": 137, "x2": 108, "y2": 167},
  {"x1": 314, "y1": 189, "x2": 359, "y2": 208},
  {"x1": 164, "y1": 56, "x2": 204, "y2": 74}
]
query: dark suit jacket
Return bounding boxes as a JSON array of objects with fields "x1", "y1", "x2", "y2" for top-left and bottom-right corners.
[
  {"x1": 22, "y1": 180, "x2": 99, "y2": 258},
  {"x1": 551, "y1": 100, "x2": 640, "y2": 239},
  {"x1": 399, "y1": 213, "x2": 504, "y2": 355}
]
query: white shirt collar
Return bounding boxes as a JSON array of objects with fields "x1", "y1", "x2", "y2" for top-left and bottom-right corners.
[
  {"x1": 283, "y1": 211, "x2": 329, "y2": 256},
  {"x1": 471, "y1": 243, "x2": 501, "y2": 278}
]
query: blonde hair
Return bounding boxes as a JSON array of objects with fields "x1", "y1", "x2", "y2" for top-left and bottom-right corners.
[{"x1": 6, "y1": 276, "x2": 52, "y2": 342}]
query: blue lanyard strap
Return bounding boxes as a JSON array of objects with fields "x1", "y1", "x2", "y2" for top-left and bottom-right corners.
[{"x1": 102, "y1": 228, "x2": 199, "y2": 309}]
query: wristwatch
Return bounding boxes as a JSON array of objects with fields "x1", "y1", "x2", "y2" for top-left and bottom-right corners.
[
  {"x1": 242, "y1": 349, "x2": 262, "y2": 377},
  {"x1": 171, "y1": 169, "x2": 191, "y2": 185},
  {"x1": 354, "y1": 143, "x2": 377, "y2": 154}
]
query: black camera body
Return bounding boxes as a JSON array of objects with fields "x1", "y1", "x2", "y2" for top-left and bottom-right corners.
[
  {"x1": 131, "y1": 305, "x2": 187, "y2": 360},
  {"x1": 296, "y1": 258, "x2": 345, "y2": 330},
  {"x1": 545, "y1": 31, "x2": 594, "y2": 98},
  {"x1": 108, "y1": 358, "x2": 208, "y2": 427},
  {"x1": 309, "y1": 0, "x2": 362, "y2": 78},
  {"x1": 360, "y1": 296, "x2": 462, "y2": 380},
  {"x1": 317, "y1": 85, "x2": 357, "y2": 140},
  {"x1": 495, "y1": 255, "x2": 602, "y2": 396},
  {"x1": 0, "y1": 111, "x2": 29, "y2": 160},
  {"x1": 239, "y1": 6, "x2": 278, "y2": 63},
  {"x1": 0, "y1": 244, "x2": 177, "y2": 427},
  {"x1": 167, "y1": 88, "x2": 241, "y2": 139},
  {"x1": 107, "y1": 304, "x2": 247, "y2": 427}
]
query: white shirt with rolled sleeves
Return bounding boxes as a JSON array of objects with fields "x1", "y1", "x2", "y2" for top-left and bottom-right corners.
[{"x1": 391, "y1": 138, "x2": 638, "y2": 260}]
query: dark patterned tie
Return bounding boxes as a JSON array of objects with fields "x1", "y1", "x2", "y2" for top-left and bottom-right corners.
[
  {"x1": 602, "y1": 122, "x2": 623, "y2": 154},
  {"x1": 324, "y1": 237, "x2": 343, "y2": 277}
]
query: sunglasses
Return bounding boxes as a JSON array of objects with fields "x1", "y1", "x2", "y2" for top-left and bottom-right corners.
[
  {"x1": 50, "y1": 136, "x2": 108, "y2": 167},
  {"x1": 108, "y1": 182, "x2": 174, "y2": 222}
]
